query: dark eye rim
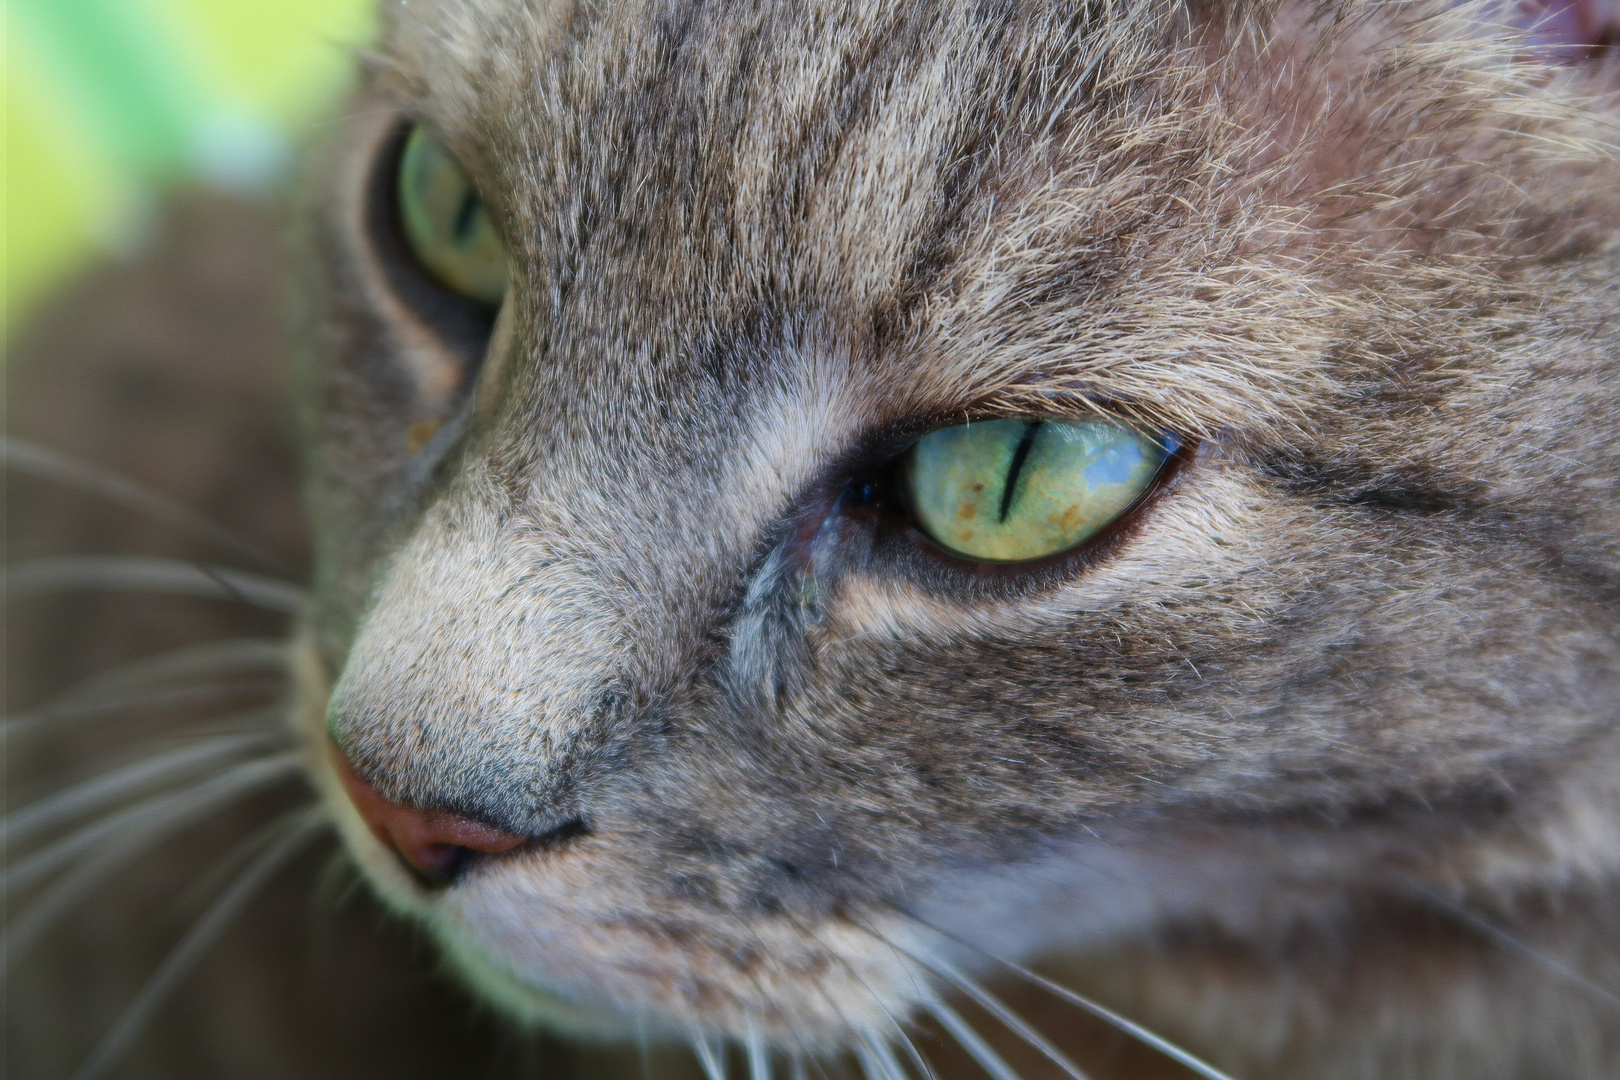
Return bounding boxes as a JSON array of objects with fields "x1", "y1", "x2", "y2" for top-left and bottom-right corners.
[
  {"x1": 365, "y1": 118, "x2": 500, "y2": 364},
  {"x1": 841, "y1": 419, "x2": 1195, "y2": 582}
]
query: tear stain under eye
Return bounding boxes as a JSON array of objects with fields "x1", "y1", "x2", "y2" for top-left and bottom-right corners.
[
  {"x1": 374, "y1": 300, "x2": 517, "y2": 542},
  {"x1": 724, "y1": 545, "x2": 823, "y2": 710},
  {"x1": 380, "y1": 407, "x2": 474, "y2": 530}
]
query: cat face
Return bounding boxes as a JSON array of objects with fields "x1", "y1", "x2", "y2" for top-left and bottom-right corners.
[{"x1": 292, "y1": 0, "x2": 1620, "y2": 1058}]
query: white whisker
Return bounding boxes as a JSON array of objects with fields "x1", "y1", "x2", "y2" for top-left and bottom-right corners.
[
  {"x1": 171, "y1": 798, "x2": 330, "y2": 917},
  {"x1": 777, "y1": 912, "x2": 936, "y2": 1080},
  {"x1": 3, "y1": 754, "x2": 301, "y2": 896},
  {"x1": 1410, "y1": 883, "x2": 1620, "y2": 1012},
  {"x1": 3, "y1": 798, "x2": 322, "y2": 964},
  {"x1": 635, "y1": 1019, "x2": 651, "y2": 1080},
  {"x1": 68, "y1": 808, "x2": 325, "y2": 1080},
  {"x1": 855, "y1": 1033, "x2": 911, "y2": 1080},
  {"x1": 888, "y1": 1024, "x2": 937, "y2": 1080},
  {"x1": 746, "y1": 1021, "x2": 772, "y2": 1080},
  {"x1": 7, "y1": 556, "x2": 305, "y2": 614},
  {"x1": 4, "y1": 732, "x2": 286, "y2": 847},
  {"x1": 0, "y1": 436, "x2": 286, "y2": 572},
  {"x1": 3, "y1": 825, "x2": 167, "y2": 964},
  {"x1": 896, "y1": 912, "x2": 1239, "y2": 1080},
  {"x1": 898, "y1": 950, "x2": 1090, "y2": 1080},
  {"x1": 693, "y1": 1031, "x2": 730, "y2": 1080},
  {"x1": 925, "y1": 998, "x2": 1027, "y2": 1080},
  {"x1": 3, "y1": 637, "x2": 288, "y2": 740},
  {"x1": 155, "y1": 703, "x2": 290, "y2": 740},
  {"x1": 2, "y1": 680, "x2": 286, "y2": 740},
  {"x1": 828, "y1": 921, "x2": 938, "y2": 1080},
  {"x1": 853, "y1": 1041, "x2": 881, "y2": 1080},
  {"x1": 878, "y1": 1036, "x2": 921, "y2": 1080},
  {"x1": 309, "y1": 847, "x2": 368, "y2": 913},
  {"x1": 734, "y1": 917, "x2": 841, "y2": 1075}
]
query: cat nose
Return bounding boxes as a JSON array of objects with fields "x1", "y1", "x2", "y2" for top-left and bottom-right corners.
[{"x1": 329, "y1": 745, "x2": 526, "y2": 881}]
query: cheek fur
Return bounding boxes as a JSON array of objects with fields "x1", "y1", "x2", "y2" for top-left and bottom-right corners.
[{"x1": 428, "y1": 837, "x2": 937, "y2": 1046}]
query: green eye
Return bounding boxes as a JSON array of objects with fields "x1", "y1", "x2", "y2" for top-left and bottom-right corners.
[
  {"x1": 397, "y1": 125, "x2": 509, "y2": 306},
  {"x1": 902, "y1": 418, "x2": 1176, "y2": 563}
]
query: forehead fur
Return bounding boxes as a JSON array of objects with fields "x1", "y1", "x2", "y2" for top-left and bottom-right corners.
[{"x1": 372, "y1": 0, "x2": 1616, "y2": 445}]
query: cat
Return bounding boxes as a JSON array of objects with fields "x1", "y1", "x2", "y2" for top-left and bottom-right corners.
[
  {"x1": 8, "y1": 0, "x2": 1620, "y2": 1076},
  {"x1": 286, "y1": 0, "x2": 1620, "y2": 1074}
]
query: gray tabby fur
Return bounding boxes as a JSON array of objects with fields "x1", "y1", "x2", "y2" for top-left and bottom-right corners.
[{"x1": 290, "y1": 0, "x2": 1620, "y2": 1074}]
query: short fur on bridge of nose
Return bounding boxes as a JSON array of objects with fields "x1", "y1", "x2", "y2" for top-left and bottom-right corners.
[{"x1": 330, "y1": 744, "x2": 527, "y2": 880}]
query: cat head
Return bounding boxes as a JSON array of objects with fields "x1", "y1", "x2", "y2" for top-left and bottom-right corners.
[{"x1": 291, "y1": 0, "x2": 1620, "y2": 1055}]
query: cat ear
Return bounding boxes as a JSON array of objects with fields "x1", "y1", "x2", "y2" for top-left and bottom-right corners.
[{"x1": 1518, "y1": 0, "x2": 1619, "y2": 61}]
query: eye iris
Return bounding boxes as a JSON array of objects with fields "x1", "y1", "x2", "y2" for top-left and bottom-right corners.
[
  {"x1": 397, "y1": 126, "x2": 509, "y2": 306},
  {"x1": 904, "y1": 418, "x2": 1174, "y2": 563}
]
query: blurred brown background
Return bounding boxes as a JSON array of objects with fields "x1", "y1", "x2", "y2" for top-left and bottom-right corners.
[{"x1": 3, "y1": 189, "x2": 602, "y2": 1080}]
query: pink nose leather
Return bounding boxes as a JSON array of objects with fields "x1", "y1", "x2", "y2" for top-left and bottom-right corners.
[{"x1": 331, "y1": 745, "x2": 526, "y2": 879}]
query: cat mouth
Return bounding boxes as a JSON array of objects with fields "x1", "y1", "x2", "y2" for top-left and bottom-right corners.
[
  {"x1": 298, "y1": 658, "x2": 939, "y2": 1054},
  {"x1": 292, "y1": 677, "x2": 871, "y2": 1046}
]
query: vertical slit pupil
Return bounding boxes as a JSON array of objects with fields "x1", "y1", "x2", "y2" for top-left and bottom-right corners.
[
  {"x1": 999, "y1": 421, "x2": 1042, "y2": 523},
  {"x1": 452, "y1": 188, "x2": 482, "y2": 243}
]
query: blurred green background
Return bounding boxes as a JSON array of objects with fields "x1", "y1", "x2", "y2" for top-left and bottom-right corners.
[{"x1": 6, "y1": 0, "x2": 375, "y2": 331}]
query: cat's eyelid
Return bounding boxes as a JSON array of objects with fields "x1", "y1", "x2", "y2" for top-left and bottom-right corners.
[{"x1": 857, "y1": 403, "x2": 1175, "y2": 461}]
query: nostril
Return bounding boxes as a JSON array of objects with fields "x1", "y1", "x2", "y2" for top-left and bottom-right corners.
[{"x1": 329, "y1": 745, "x2": 528, "y2": 884}]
